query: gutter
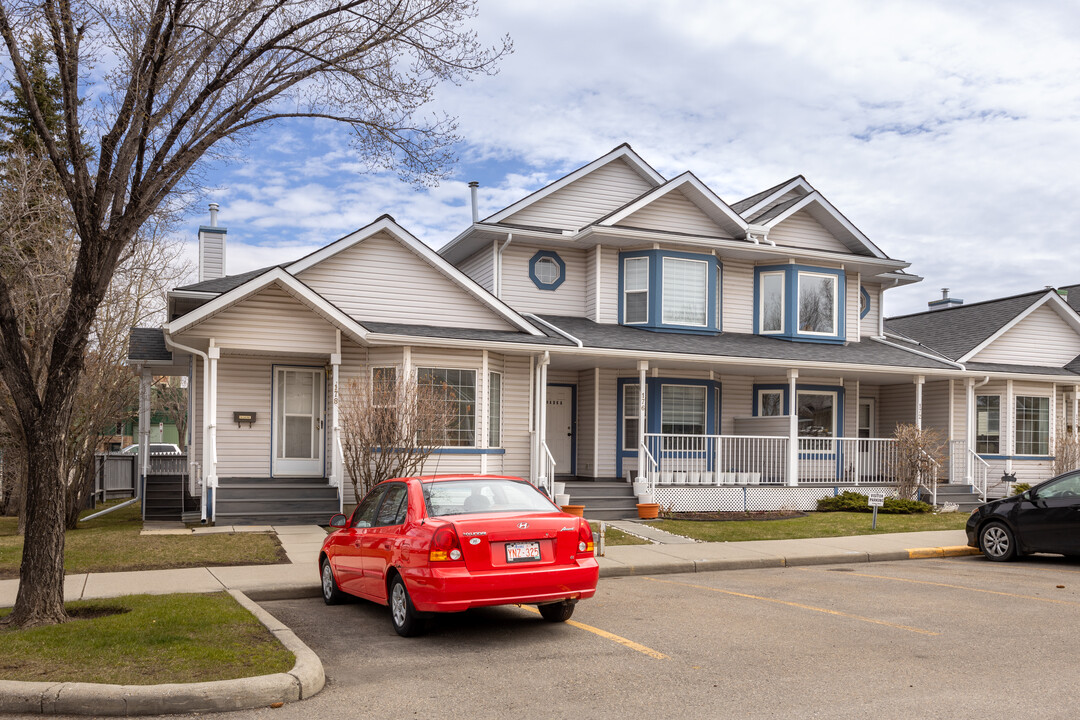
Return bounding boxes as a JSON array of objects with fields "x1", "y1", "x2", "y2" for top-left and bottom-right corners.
[{"x1": 521, "y1": 313, "x2": 583, "y2": 347}]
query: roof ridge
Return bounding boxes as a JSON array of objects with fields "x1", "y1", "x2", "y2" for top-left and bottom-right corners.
[
  {"x1": 731, "y1": 175, "x2": 806, "y2": 213},
  {"x1": 885, "y1": 288, "x2": 1048, "y2": 321}
]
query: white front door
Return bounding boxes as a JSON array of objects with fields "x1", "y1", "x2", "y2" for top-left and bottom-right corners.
[
  {"x1": 546, "y1": 385, "x2": 574, "y2": 475},
  {"x1": 272, "y1": 367, "x2": 325, "y2": 477}
]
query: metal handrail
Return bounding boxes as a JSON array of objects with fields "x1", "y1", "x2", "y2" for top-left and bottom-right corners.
[
  {"x1": 638, "y1": 441, "x2": 658, "y2": 493},
  {"x1": 541, "y1": 441, "x2": 556, "y2": 496},
  {"x1": 970, "y1": 450, "x2": 990, "y2": 502},
  {"x1": 918, "y1": 450, "x2": 939, "y2": 506}
]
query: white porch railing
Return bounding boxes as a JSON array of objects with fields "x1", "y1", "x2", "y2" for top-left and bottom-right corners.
[
  {"x1": 643, "y1": 434, "x2": 788, "y2": 486},
  {"x1": 539, "y1": 441, "x2": 556, "y2": 496},
  {"x1": 919, "y1": 452, "x2": 939, "y2": 506},
  {"x1": 797, "y1": 437, "x2": 899, "y2": 484},
  {"x1": 639, "y1": 441, "x2": 659, "y2": 493},
  {"x1": 970, "y1": 450, "x2": 989, "y2": 502}
]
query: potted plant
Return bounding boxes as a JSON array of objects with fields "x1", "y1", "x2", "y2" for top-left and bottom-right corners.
[
  {"x1": 560, "y1": 504, "x2": 585, "y2": 517},
  {"x1": 636, "y1": 502, "x2": 660, "y2": 519}
]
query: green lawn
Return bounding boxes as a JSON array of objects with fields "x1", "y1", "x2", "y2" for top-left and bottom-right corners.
[
  {"x1": 0, "y1": 592, "x2": 294, "y2": 684},
  {"x1": 0, "y1": 502, "x2": 287, "y2": 579},
  {"x1": 646, "y1": 511, "x2": 969, "y2": 543},
  {"x1": 590, "y1": 522, "x2": 651, "y2": 546}
]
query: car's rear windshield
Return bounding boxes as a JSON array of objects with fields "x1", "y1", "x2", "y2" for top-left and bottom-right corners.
[{"x1": 422, "y1": 479, "x2": 558, "y2": 517}]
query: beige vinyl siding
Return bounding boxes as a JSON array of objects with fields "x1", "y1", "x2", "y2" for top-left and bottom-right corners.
[
  {"x1": 843, "y1": 379, "x2": 859, "y2": 437},
  {"x1": 577, "y1": 370, "x2": 597, "y2": 477},
  {"x1": 215, "y1": 357, "x2": 275, "y2": 477},
  {"x1": 585, "y1": 246, "x2": 598, "y2": 322},
  {"x1": 720, "y1": 258, "x2": 753, "y2": 333},
  {"x1": 457, "y1": 246, "x2": 495, "y2": 293},
  {"x1": 845, "y1": 277, "x2": 859, "y2": 342},
  {"x1": 733, "y1": 416, "x2": 787, "y2": 436},
  {"x1": 596, "y1": 369, "x2": 618, "y2": 477},
  {"x1": 498, "y1": 244, "x2": 587, "y2": 316},
  {"x1": 971, "y1": 304, "x2": 1080, "y2": 366},
  {"x1": 504, "y1": 159, "x2": 656, "y2": 230},
  {"x1": 621, "y1": 190, "x2": 734, "y2": 237},
  {"x1": 879, "y1": 384, "x2": 916, "y2": 435},
  {"x1": 598, "y1": 246, "x2": 619, "y2": 324},
  {"x1": 199, "y1": 231, "x2": 225, "y2": 280},
  {"x1": 921, "y1": 381, "x2": 950, "y2": 438},
  {"x1": 861, "y1": 282, "x2": 881, "y2": 337},
  {"x1": 297, "y1": 231, "x2": 514, "y2": 331},
  {"x1": 500, "y1": 354, "x2": 532, "y2": 478},
  {"x1": 184, "y1": 286, "x2": 337, "y2": 354},
  {"x1": 720, "y1": 375, "x2": 753, "y2": 434},
  {"x1": 951, "y1": 380, "x2": 968, "y2": 442},
  {"x1": 768, "y1": 210, "x2": 852, "y2": 254}
]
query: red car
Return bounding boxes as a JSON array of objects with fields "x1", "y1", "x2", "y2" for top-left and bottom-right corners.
[{"x1": 319, "y1": 475, "x2": 599, "y2": 636}]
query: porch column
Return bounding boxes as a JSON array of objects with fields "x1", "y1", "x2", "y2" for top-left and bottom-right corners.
[
  {"x1": 787, "y1": 369, "x2": 798, "y2": 487},
  {"x1": 536, "y1": 352, "x2": 550, "y2": 489},
  {"x1": 965, "y1": 378, "x2": 975, "y2": 484},
  {"x1": 207, "y1": 342, "x2": 220, "y2": 521},
  {"x1": 1073, "y1": 385, "x2": 1079, "y2": 438},
  {"x1": 637, "y1": 360, "x2": 648, "y2": 481},
  {"x1": 331, "y1": 342, "x2": 342, "y2": 514},
  {"x1": 138, "y1": 366, "x2": 151, "y2": 513},
  {"x1": 1005, "y1": 379, "x2": 1014, "y2": 475},
  {"x1": 914, "y1": 376, "x2": 924, "y2": 430}
]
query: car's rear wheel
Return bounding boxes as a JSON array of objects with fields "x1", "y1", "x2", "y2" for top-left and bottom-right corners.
[
  {"x1": 980, "y1": 522, "x2": 1016, "y2": 562},
  {"x1": 321, "y1": 558, "x2": 346, "y2": 605},
  {"x1": 389, "y1": 575, "x2": 426, "y2": 637},
  {"x1": 538, "y1": 600, "x2": 575, "y2": 623}
]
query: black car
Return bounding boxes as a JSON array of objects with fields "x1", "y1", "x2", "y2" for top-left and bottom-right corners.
[{"x1": 967, "y1": 470, "x2": 1080, "y2": 561}]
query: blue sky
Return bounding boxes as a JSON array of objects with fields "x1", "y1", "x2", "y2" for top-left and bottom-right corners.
[{"x1": 188, "y1": 0, "x2": 1080, "y2": 316}]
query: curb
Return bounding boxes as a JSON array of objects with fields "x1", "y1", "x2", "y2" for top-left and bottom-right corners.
[{"x1": 0, "y1": 591, "x2": 325, "y2": 716}]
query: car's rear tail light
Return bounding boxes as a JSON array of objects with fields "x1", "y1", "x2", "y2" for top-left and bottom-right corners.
[
  {"x1": 577, "y1": 520, "x2": 594, "y2": 555},
  {"x1": 429, "y1": 526, "x2": 463, "y2": 562}
]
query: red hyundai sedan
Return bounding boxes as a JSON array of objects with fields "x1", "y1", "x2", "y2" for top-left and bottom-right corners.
[{"x1": 319, "y1": 475, "x2": 599, "y2": 636}]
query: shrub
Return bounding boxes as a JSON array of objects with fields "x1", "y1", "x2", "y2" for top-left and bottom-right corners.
[
  {"x1": 817, "y1": 491, "x2": 933, "y2": 514},
  {"x1": 1011, "y1": 483, "x2": 1032, "y2": 496}
]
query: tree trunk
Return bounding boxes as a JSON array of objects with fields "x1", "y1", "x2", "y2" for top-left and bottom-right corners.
[{"x1": 2, "y1": 423, "x2": 68, "y2": 627}]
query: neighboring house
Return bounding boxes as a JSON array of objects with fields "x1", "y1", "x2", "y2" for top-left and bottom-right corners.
[{"x1": 127, "y1": 144, "x2": 1080, "y2": 523}]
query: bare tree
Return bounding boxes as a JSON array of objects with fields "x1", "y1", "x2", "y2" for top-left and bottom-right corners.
[
  {"x1": 890, "y1": 424, "x2": 947, "y2": 501},
  {"x1": 0, "y1": 0, "x2": 507, "y2": 627},
  {"x1": 1053, "y1": 431, "x2": 1080, "y2": 477},
  {"x1": 339, "y1": 370, "x2": 456, "y2": 504},
  {"x1": 153, "y1": 376, "x2": 188, "y2": 452}
]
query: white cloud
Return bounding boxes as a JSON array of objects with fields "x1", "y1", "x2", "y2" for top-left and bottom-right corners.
[{"x1": 193, "y1": 0, "x2": 1080, "y2": 315}]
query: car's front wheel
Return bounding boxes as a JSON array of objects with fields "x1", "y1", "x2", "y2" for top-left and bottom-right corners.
[
  {"x1": 538, "y1": 600, "x2": 576, "y2": 623},
  {"x1": 980, "y1": 522, "x2": 1017, "y2": 562},
  {"x1": 389, "y1": 575, "x2": 426, "y2": 637},
  {"x1": 321, "y1": 558, "x2": 346, "y2": 605}
]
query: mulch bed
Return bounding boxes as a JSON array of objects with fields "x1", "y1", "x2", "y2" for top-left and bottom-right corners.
[{"x1": 662, "y1": 510, "x2": 807, "y2": 522}]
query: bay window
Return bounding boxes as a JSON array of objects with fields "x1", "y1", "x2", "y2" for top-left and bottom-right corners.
[
  {"x1": 619, "y1": 250, "x2": 719, "y2": 332},
  {"x1": 623, "y1": 257, "x2": 649, "y2": 324},
  {"x1": 760, "y1": 272, "x2": 785, "y2": 334},
  {"x1": 662, "y1": 257, "x2": 708, "y2": 326},
  {"x1": 797, "y1": 272, "x2": 837, "y2": 335},
  {"x1": 755, "y1": 265, "x2": 845, "y2": 342}
]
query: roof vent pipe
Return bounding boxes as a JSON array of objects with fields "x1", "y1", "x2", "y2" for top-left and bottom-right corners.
[
  {"x1": 928, "y1": 287, "x2": 963, "y2": 311},
  {"x1": 469, "y1": 181, "x2": 479, "y2": 223},
  {"x1": 208, "y1": 202, "x2": 219, "y2": 227}
]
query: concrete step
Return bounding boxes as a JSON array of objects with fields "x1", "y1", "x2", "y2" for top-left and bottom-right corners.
[
  {"x1": 214, "y1": 484, "x2": 338, "y2": 500},
  {"x1": 582, "y1": 507, "x2": 642, "y2": 521},
  {"x1": 215, "y1": 511, "x2": 337, "y2": 526},
  {"x1": 218, "y1": 476, "x2": 328, "y2": 486},
  {"x1": 215, "y1": 498, "x2": 338, "y2": 514}
]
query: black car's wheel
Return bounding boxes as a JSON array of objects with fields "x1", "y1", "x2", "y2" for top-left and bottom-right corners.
[
  {"x1": 389, "y1": 575, "x2": 426, "y2": 637},
  {"x1": 320, "y1": 558, "x2": 346, "y2": 605},
  {"x1": 980, "y1": 522, "x2": 1017, "y2": 562},
  {"x1": 538, "y1": 600, "x2": 576, "y2": 623}
]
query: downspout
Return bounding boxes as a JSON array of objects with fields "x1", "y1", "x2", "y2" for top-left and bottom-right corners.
[
  {"x1": 536, "y1": 351, "x2": 551, "y2": 488},
  {"x1": 164, "y1": 334, "x2": 211, "y2": 523},
  {"x1": 496, "y1": 233, "x2": 513, "y2": 299}
]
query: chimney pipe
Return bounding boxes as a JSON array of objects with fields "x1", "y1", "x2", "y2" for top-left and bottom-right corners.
[
  {"x1": 928, "y1": 287, "x2": 963, "y2": 311},
  {"x1": 208, "y1": 202, "x2": 219, "y2": 228},
  {"x1": 468, "y1": 181, "x2": 479, "y2": 223},
  {"x1": 941, "y1": 288, "x2": 949, "y2": 300}
]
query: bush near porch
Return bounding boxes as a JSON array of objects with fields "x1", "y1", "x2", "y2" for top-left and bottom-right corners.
[
  {"x1": 0, "y1": 502, "x2": 286, "y2": 579},
  {"x1": 817, "y1": 491, "x2": 933, "y2": 514},
  {"x1": 646, "y1": 511, "x2": 967, "y2": 543}
]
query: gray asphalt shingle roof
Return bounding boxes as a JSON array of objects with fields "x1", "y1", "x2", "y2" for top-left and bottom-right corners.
[
  {"x1": 731, "y1": 176, "x2": 801, "y2": 214},
  {"x1": 175, "y1": 265, "x2": 279, "y2": 293},
  {"x1": 128, "y1": 327, "x2": 172, "y2": 362},
  {"x1": 538, "y1": 315, "x2": 957, "y2": 369},
  {"x1": 360, "y1": 320, "x2": 571, "y2": 346},
  {"x1": 884, "y1": 290, "x2": 1046, "y2": 361},
  {"x1": 747, "y1": 196, "x2": 803, "y2": 224}
]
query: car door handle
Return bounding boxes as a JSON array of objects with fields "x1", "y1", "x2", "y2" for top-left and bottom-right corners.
[{"x1": 353, "y1": 541, "x2": 362, "y2": 548}]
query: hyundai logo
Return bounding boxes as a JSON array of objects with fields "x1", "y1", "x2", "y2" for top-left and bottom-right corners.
[{"x1": 518, "y1": 522, "x2": 529, "y2": 529}]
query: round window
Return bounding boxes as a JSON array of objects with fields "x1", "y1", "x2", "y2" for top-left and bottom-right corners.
[{"x1": 534, "y1": 257, "x2": 560, "y2": 285}]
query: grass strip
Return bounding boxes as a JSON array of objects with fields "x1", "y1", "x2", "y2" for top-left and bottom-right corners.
[
  {"x1": 0, "y1": 592, "x2": 295, "y2": 685},
  {"x1": 590, "y1": 522, "x2": 651, "y2": 546},
  {"x1": 645, "y1": 511, "x2": 968, "y2": 543},
  {"x1": 0, "y1": 502, "x2": 286, "y2": 579}
]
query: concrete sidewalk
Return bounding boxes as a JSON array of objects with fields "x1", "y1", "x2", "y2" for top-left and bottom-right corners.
[{"x1": 0, "y1": 527, "x2": 978, "y2": 607}]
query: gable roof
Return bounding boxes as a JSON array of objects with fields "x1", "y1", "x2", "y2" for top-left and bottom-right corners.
[
  {"x1": 175, "y1": 265, "x2": 279, "y2": 294},
  {"x1": 593, "y1": 171, "x2": 748, "y2": 238},
  {"x1": 733, "y1": 176, "x2": 813, "y2": 217},
  {"x1": 755, "y1": 191, "x2": 888, "y2": 259},
  {"x1": 885, "y1": 290, "x2": 1047, "y2": 361},
  {"x1": 482, "y1": 144, "x2": 665, "y2": 224},
  {"x1": 285, "y1": 215, "x2": 543, "y2": 336}
]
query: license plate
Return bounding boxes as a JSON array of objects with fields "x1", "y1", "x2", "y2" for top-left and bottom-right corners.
[{"x1": 506, "y1": 540, "x2": 542, "y2": 563}]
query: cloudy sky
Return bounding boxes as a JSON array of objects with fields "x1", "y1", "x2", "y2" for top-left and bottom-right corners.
[{"x1": 191, "y1": 0, "x2": 1080, "y2": 317}]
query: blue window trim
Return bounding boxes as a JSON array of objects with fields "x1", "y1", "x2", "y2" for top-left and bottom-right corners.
[
  {"x1": 860, "y1": 286, "x2": 871, "y2": 319},
  {"x1": 547, "y1": 383, "x2": 577, "y2": 475},
  {"x1": 529, "y1": 250, "x2": 565, "y2": 291},
  {"x1": 753, "y1": 264, "x2": 846, "y2": 343},
  {"x1": 615, "y1": 377, "x2": 721, "y2": 478},
  {"x1": 978, "y1": 455, "x2": 1054, "y2": 461},
  {"x1": 752, "y1": 384, "x2": 845, "y2": 462},
  {"x1": 618, "y1": 249, "x2": 720, "y2": 334}
]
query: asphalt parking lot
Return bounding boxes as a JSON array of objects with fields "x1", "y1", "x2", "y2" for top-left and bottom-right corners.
[{"x1": 192, "y1": 555, "x2": 1080, "y2": 720}]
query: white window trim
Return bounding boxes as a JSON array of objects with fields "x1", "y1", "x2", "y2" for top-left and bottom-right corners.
[
  {"x1": 1014, "y1": 394, "x2": 1052, "y2": 457},
  {"x1": 622, "y1": 383, "x2": 640, "y2": 450},
  {"x1": 534, "y1": 257, "x2": 560, "y2": 285},
  {"x1": 796, "y1": 271, "x2": 839, "y2": 337},
  {"x1": 661, "y1": 256, "x2": 709, "y2": 327},
  {"x1": 759, "y1": 270, "x2": 785, "y2": 335},
  {"x1": 758, "y1": 389, "x2": 784, "y2": 417},
  {"x1": 975, "y1": 394, "x2": 1002, "y2": 454},
  {"x1": 488, "y1": 371, "x2": 503, "y2": 448},
  {"x1": 796, "y1": 389, "x2": 838, "y2": 438},
  {"x1": 415, "y1": 366, "x2": 478, "y2": 448},
  {"x1": 623, "y1": 256, "x2": 649, "y2": 325}
]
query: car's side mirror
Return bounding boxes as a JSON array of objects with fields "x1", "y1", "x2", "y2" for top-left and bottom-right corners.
[
  {"x1": 1022, "y1": 490, "x2": 1035, "y2": 501},
  {"x1": 329, "y1": 513, "x2": 347, "y2": 528}
]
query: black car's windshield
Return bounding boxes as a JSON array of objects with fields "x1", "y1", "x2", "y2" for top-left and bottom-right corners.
[{"x1": 423, "y1": 479, "x2": 558, "y2": 517}]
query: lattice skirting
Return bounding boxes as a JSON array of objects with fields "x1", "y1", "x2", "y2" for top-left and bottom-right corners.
[{"x1": 654, "y1": 485, "x2": 900, "y2": 512}]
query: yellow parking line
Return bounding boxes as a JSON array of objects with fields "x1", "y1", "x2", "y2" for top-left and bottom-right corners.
[
  {"x1": 804, "y1": 568, "x2": 1080, "y2": 608},
  {"x1": 519, "y1": 606, "x2": 669, "y2": 659},
  {"x1": 643, "y1": 577, "x2": 939, "y2": 636}
]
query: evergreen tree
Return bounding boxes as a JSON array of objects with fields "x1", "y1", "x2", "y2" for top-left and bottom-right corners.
[{"x1": 0, "y1": 34, "x2": 65, "y2": 159}]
